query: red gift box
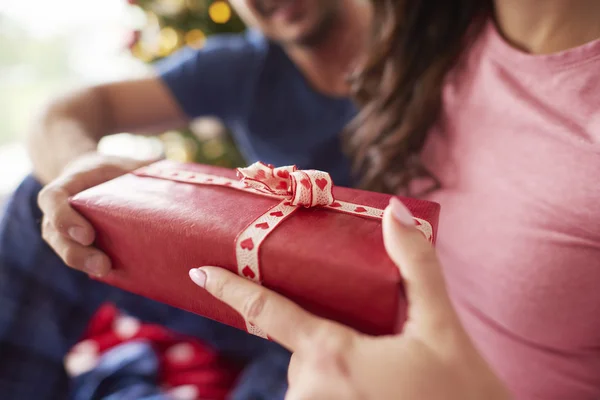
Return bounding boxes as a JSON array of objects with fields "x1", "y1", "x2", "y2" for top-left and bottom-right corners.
[{"x1": 70, "y1": 160, "x2": 440, "y2": 337}]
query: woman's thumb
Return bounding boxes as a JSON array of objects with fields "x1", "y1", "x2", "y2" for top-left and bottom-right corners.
[{"x1": 383, "y1": 198, "x2": 456, "y2": 331}]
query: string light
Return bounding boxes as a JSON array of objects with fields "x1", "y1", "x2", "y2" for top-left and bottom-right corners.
[
  {"x1": 166, "y1": 145, "x2": 192, "y2": 162},
  {"x1": 130, "y1": 42, "x2": 154, "y2": 63},
  {"x1": 162, "y1": 132, "x2": 198, "y2": 162},
  {"x1": 145, "y1": 11, "x2": 160, "y2": 28},
  {"x1": 185, "y1": 0, "x2": 206, "y2": 12},
  {"x1": 208, "y1": 1, "x2": 232, "y2": 24},
  {"x1": 185, "y1": 29, "x2": 206, "y2": 49},
  {"x1": 153, "y1": 0, "x2": 186, "y2": 16},
  {"x1": 158, "y1": 27, "x2": 181, "y2": 57},
  {"x1": 201, "y1": 138, "x2": 226, "y2": 159},
  {"x1": 130, "y1": 0, "x2": 246, "y2": 167}
]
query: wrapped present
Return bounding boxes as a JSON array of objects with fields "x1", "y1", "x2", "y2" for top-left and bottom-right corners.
[{"x1": 70, "y1": 160, "x2": 440, "y2": 337}]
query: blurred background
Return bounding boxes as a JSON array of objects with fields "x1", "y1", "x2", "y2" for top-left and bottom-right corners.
[{"x1": 0, "y1": 0, "x2": 246, "y2": 203}]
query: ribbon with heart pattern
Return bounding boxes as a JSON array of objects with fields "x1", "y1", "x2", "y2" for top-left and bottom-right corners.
[{"x1": 134, "y1": 162, "x2": 433, "y2": 338}]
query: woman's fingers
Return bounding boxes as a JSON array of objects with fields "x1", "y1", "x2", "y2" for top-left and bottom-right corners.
[
  {"x1": 285, "y1": 348, "x2": 360, "y2": 400},
  {"x1": 190, "y1": 266, "x2": 349, "y2": 353},
  {"x1": 287, "y1": 352, "x2": 302, "y2": 386},
  {"x1": 382, "y1": 199, "x2": 458, "y2": 332}
]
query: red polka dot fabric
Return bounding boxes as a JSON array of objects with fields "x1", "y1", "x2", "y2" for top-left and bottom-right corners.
[{"x1": 65, "y1": 303, "x2": 241, "y2": 399}]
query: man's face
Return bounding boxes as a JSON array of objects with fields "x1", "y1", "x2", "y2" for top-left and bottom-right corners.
[{"x1": 231, "y1": 0, "x2": 342, "y2": 46}]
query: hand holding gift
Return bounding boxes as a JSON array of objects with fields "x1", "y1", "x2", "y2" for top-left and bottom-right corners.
[
  {"x1": 190, "y1": 200, "x2": 510, "y2": 400},
  {"x1": 39, "y1": 152, "x2": 158, "y2": 277},
  {"x1": 70, "y1": 160, "x2": 440, "y2": 336}
]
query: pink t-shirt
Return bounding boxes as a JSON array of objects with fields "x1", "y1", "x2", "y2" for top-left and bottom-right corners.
[{"x1": 420, "y1": 22, "x2": 600, "y2": 399}]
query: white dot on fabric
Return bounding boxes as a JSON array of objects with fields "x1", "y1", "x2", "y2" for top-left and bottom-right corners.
[
  {"x1": 64, "y1": 339, "x2": 100, "y2": 377},
  {"x1": 71, "y1": 339, "x2": 99, "y2": 355},
  {"x1": 113, "y1": 315, "x2": 141, "y2": 340},
  {"x1": 167, "y1": 384, "x2": 199, "y2": 400},
  {"x1": 166, "y1": 342, "x2": 195, "y2": 364}
]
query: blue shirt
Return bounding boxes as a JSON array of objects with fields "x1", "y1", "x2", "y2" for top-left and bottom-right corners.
[
  {"x1": 0, "y1": 30, "x2": 358, "y2": 400},
  {"x1": 156, "y1": 29, "x2": 358, "y2": 188}
]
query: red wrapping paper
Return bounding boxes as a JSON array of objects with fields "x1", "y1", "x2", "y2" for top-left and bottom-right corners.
[{"x1": 70, "y1": 160, "x2": 440, "y2": 336}]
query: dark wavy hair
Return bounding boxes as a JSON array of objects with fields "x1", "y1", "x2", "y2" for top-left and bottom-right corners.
[{"x1": 346, "y1": 0, "x2": 492, "y2": 194}]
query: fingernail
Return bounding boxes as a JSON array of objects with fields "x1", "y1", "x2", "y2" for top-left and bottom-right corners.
[
  {"x1": 69, "y1": 227, "x2": 89, "y2": 245},
  {"x1": 85, "y1": 254, "x2": 107, "y2": 277},
  {"x1": 189, "y1": 268, "x2": 206, "y2": 288},
  {"x1": 389, "y1": 197, "x2": 415, "y2": 227}
]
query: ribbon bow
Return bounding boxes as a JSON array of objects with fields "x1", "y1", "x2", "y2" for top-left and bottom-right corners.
[{"x1": 237, "y1": 162, "x2": 335, "y2": 207}]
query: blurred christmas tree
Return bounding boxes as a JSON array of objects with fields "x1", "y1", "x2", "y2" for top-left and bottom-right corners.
[{"x1": 126, "y1": 0, "x2": 247, "y2": 167}]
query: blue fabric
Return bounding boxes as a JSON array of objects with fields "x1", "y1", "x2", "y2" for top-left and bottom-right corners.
[
  {"x1": 0, "y1": 29, "x2": 356, "y2": 400},
  {"x1": 70, "y1": 340, "x2": 289, "y2": 400},
  {"x1": 0, "y1": 176, "x2": 290, "y2": 399},
  {"x1": 156, "y1": 29, "x2": 357, "y2": 188},
  {"x1": 69, "y1": 341, "x2": 163, "y2": 400}
]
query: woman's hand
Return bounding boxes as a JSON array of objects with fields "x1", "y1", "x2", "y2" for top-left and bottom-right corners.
[{"x1": 189, "y1": 198, "x2": 511, "y2": 400}]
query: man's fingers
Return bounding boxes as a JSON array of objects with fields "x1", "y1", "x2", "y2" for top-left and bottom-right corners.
[
  {"x1": 382, "y1": 199, "x2": 457, "y2": 330},
  {"x1": 190, "y1": 266, "x2": 345, "y2": 353},
  {"x1": 38, "y1": 157, "x2": 158, "y2": 246},
  {"x1": 38, "y1": 154, "x2": 160, "y2": 263},
  {"x1": 42, "y1": 220, "x2": 111, "y2": 277},
  {"x1": 38, "y1": 184, "x2": 96, "y2": 246}
]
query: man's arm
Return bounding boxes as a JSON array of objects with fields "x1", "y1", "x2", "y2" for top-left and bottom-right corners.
[
  {"x1": 28, "y1": 31, "x2": 262, "y2": 184},
  {"x1": 29, "y1": 32, "x2": 261, "y2": 277},
  {"x1": 27, "y1": 77, "x2": 188, "y2": 184}
]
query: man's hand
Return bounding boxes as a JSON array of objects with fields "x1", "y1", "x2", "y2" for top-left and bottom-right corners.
[
  {"x1": 189, "y1": 199, "x2": 511, "y2": 400},
  {"x1": 38, "y1": 152, "x2": 157, "y2": 277}
]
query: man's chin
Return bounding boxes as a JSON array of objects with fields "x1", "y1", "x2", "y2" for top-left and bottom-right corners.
[{"x1": 279, "y1": 18, "x2": 336, "y2": 48}]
